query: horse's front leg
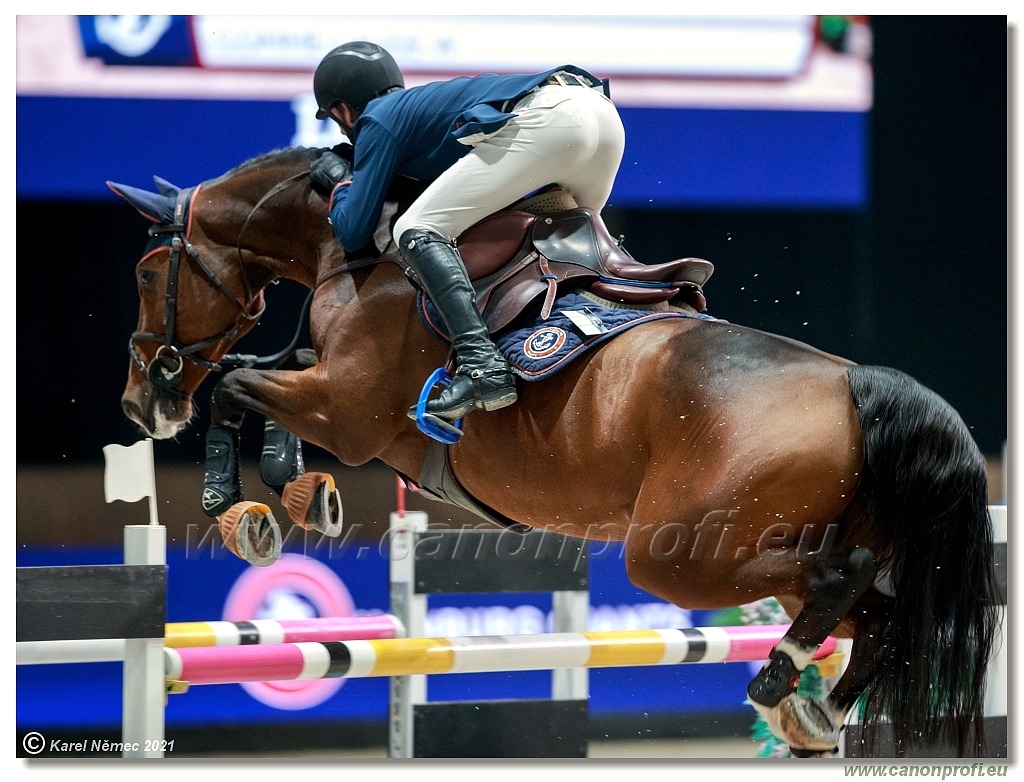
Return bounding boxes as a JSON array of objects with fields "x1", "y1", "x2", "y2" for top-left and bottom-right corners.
[
  {"x1": 211, "y1": 353, "x2": 343, "y2": 544},
  {"x1": 260, "y1": 418, "x2": 343, "y2": 540},
  {"x1": 202, "y1": 383, "x2": 246, "y2": 519},
  {"x1": 202, "y1": 350, "x2": 318, "y2": 517},
  {"x1": 256, "y1": 349, "x2": 317, "y2": 493},
  {"x1": 200, "y1": 378, "x2": 284, "y2": 566},
  {"x1": 203, "y1": 350, "x2": 322, "y2": 517}
]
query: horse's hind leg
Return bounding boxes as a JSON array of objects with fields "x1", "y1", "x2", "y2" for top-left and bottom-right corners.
[
  {"x1": 749, "y1": 546, "x2": 877, "y2": 756},
  {"x1": 820, "y1": 596, "x2": 892, "y2": 756}
]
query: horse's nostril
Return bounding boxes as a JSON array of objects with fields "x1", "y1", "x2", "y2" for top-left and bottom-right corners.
[{"x1": 122, "y1": 398, "x2": 143, "y2": 424}]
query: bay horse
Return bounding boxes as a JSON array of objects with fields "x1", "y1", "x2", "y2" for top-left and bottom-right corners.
[{"x1": 110, "y1": 145, "x2": 999, "y2": 758}]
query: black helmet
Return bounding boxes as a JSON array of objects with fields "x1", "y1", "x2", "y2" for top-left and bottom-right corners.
[{"x1": 313, "y1": 41, "x2": 404, "y2": 119}]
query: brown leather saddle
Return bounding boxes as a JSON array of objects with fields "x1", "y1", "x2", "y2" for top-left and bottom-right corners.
[{"x1": 425, "y1": 206, "x2": 714, "y2": 335}]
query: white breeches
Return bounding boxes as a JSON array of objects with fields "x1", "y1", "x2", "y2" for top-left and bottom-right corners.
[{"x1": 393, "y1": 84, "x2": 625, "y2": 244}]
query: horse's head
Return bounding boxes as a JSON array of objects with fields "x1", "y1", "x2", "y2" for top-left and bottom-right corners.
[
  {"x1": 109, "y1": 175, "x2": 274, "y2": 438},
  {"x1": 111, "y1": 146, "x2": 420, "y2": 440}
]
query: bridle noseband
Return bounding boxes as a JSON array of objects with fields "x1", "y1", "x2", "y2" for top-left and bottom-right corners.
[{"x1": 129, "y1": 185, "x2": 266, "y2": 394}]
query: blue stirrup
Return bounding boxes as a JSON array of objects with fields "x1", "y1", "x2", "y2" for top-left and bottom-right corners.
[{"x1": 412, "y1": 367, "x2": 465, "y2": 444}]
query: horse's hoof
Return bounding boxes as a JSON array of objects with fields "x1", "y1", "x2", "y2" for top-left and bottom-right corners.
[
  {"x1": 776, "y1": 694, "x2": 840, "y2": 751},
  {"x1": 218, "y1": 501, "x2": 282, "y2": 567},
  {"x1": 282, "y1": 472, "x2": 343, "y2": 538}
]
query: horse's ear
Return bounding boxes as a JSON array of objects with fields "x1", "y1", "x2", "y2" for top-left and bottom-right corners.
[
  {"x1": 106, "y1": 181, "x2": 174, "y2": 224},
  {"x1": 152, "y1": 176, "x2": 181, "y2": 197}
]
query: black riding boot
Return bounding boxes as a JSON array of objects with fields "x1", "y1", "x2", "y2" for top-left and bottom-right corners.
[{"x1": 400, "y1": 228, "x2": 517, "y2": 421}]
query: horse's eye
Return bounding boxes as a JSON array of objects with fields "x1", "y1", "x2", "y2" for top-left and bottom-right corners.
[{"x1": 138, "y1": 269, "x2": 157, "y2": 289}]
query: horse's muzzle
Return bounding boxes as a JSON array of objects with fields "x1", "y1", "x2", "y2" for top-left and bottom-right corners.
[{"x1": 121, "y1": 391, "x2": 190, "y2": 440}]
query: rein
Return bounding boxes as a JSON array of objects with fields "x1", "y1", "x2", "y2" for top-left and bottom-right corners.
[
  {"x1": 222, "y1": 172, "x2": 393, "y2": 369},
  {"x1": 218, "y1": 247, "x2": 384, "y2": 372},
  {"x1": 218, "y1": 171, "x2": 315, "y2": 370}
]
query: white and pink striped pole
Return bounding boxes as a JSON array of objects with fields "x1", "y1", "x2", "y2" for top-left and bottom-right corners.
[{"x1": 165, "y1": 625, "x2": 838, "y2": 687}]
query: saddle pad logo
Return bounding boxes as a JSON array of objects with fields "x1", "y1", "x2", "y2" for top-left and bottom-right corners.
[{"x1": 523, "y1": 327, "x2": 567, "y2": 359}]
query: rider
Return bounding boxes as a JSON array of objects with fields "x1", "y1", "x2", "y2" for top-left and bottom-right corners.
[{"x1": 309, "y1": 41, "x2": 625, "y2": 422}]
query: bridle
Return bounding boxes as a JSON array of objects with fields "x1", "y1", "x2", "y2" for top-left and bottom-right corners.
[
  {"x1": 128, "y1": 182, "x2": 280, "y2": 394},
  {"x1": 130, "y1": 168, "x2": 380, "y2": 395}
]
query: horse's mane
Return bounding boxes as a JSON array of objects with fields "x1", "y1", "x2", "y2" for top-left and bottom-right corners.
[{"x1": 223, "y1": 146, "x2": 323, "y2": 178}]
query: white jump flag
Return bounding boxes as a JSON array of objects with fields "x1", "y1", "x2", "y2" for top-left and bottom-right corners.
[{"x1": 103, "y1": 439, "x2": 159, "y2": 525}]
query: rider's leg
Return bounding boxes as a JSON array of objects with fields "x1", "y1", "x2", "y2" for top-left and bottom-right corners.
[
  {"x1": 398, "y1": 227, "x2": 517, "y2": 420},
  {"x1": 393, "y1": 84, "x2": 624, "y2": 241},
  {"x1": 393, "y1": 85, "x2": 623, "y2": 421},
  {"x1": 532, "y1": 84, "x2": 624, "y2": 211}
]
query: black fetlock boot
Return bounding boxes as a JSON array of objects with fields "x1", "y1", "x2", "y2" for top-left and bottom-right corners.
[
  {"x1": 202, "y1": 424, "x2": 242, "y2": 517},
  {"x1": 399, "y1": 228, "x2": 517, "y2": 421},
  {"x1": 259, "y1": 419, "x2": 304, "y2": 492}
]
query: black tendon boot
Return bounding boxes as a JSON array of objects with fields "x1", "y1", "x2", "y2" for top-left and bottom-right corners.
[{"x1": 400, "y1": 228, "x2": 517, "y2": 420}]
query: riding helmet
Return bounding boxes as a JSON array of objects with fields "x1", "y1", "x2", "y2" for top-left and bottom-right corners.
[{"x1": 313, "y1": 41, "x2": 404, "y2": 119}]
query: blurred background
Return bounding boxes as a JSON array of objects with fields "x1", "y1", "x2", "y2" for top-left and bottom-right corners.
[{"x1": 15, "y1": 15, "x2": 1008, "y2": 758}]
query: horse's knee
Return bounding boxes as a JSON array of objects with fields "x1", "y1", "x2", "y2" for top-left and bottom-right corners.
[
  {"x1": 210, "y1": 374, "x2": 242, "y2": 423},
  {"x1": 210, "y1": 369, "x2": 261, "y2": 425},
  {"x1": 292, "y1": 348, "x2": 318, "y2": 370}
]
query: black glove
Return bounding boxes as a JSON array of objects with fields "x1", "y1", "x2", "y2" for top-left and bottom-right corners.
[{"x1": 310, "y1": 151, "x2": 353, "y2": 197}]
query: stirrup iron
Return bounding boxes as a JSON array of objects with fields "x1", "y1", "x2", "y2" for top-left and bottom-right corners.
[{"x1": 410, "y1": 367, "x2": 465, "y2": 444}]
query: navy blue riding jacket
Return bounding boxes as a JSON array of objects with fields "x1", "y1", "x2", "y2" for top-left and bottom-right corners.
[{"x1": 325, "y1": 65, "x2": 603, "y2": 252}]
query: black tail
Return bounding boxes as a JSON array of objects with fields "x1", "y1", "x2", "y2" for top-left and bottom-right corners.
[{"x1": 846, "y1": 364, "x2": 1001, "y2": 756}]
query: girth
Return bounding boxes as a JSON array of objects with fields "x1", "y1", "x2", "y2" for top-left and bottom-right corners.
[{"x1": 413, "y1": 440, "x2": 533, "y2": 535}]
